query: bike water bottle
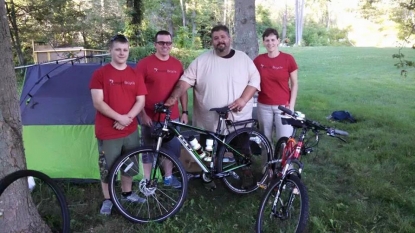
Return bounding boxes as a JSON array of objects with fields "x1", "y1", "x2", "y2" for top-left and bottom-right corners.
[
  {"x1": 204, "y1": 138, "x2": 214, "y2": 162},
  {"x1": 189, "y1": 136, "x2": 206, "y2": 159}
]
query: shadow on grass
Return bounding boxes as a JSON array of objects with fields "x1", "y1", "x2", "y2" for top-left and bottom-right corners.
[{"x1": 57, "y1": 178, "x2": 264, "y2": 233}]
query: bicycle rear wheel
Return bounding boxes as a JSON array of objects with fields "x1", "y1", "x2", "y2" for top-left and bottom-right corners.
[
  {"x1": 217, "y1": 127, "x2": 272, "y2": 194},
  {"x1": 108, "y1": 147, "x2": 188, "y2": 223},
  {"x1": 0, "y1": 170, "x2": 70, "y2": 233},
  {"x1": 256, "y1": 175, "x2": 309, "y2": 233}
]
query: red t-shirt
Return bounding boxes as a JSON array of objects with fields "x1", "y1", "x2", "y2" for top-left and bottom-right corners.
[
  {"x1": 253, "y1": 52, "x2": 298, "y2": 105},
  {"x1": 89, "y1": 63, "x2": 147, "y2": 140},
  {"x1": 135, "y1": 54, "x2": 184, "y2": 121}
]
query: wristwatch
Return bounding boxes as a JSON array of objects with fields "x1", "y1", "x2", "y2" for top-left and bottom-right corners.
[{"x1": 182, "y1": 111, "x2": 189, "y2": 115}]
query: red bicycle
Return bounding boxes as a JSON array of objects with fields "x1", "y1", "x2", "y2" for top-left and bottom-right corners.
[{"x1": 256, "y1": 106, "x2": 348, "y2": 233}]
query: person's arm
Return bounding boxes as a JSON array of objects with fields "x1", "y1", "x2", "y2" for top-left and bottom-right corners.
[
  {"x1": 138, "y1": 108, "x2": 153, "y2": 127},
  {"x1": 229, "y1": 56, "x2": 261, "y2": 111},
  {"x1": 91, "y1": 89, "x2": 132, "y2": 126},
  {"x1": 288, "y1": 70, "x2": 298, "y2": 111},
  {"x1": 179, "y1": 90, "x2": 189, "y2": 124},
  {"x1": 114, "y1": 95, "x2": 146, "y2": 130},
  {"x1": 165, "y1": 80, "x2": 192, "y2": 107},
  {"x1": 228, "y1": 86, "x2": 258, "y2": 111},
  {"x1": 128, "y1": 95, "x2": 146, "y2": 118}
]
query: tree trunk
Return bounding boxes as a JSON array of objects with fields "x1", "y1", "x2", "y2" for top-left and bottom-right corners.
[
  {"x1": 295, "y1": 0, "x2": 305, "y2": 46},
  {"x1": 82, "y1": 30, "x2": 90, "y2": 48},
  {"x1": 233, "y1": 0, "x2": 258, "y2": 60},
  {"x1": 167, "y1": 0, "x2": 174, "y2": 36},
  {"x1": 282, "y1": 0, "x2": 287, "y2": 42},
  {"x1": 5, "y1": 0, "x2": 25, "y2": 66},
  {"x1": 223, "y1": 0, "x2": 227, "y2": 25},
  {"x1": 0, "y1": 1, "x2": 51, "y2": 232},
  {"x1": 191, "y1": 1, "x2": 197, "y2": 45},
  {"x1": 326, "y1": 0, "x2": 330, "y2": 30},
  {"x1": 180, "y1": 0, "x2": 186, "y2": 27}
]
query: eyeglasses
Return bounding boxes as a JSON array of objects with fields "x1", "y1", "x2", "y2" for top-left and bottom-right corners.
[
  {"x1": 110, "y1": 34, "x2": 129, "y2": 42},
  {"x1": 155, "y1": 41, "x2": 173, "y2": 46}
]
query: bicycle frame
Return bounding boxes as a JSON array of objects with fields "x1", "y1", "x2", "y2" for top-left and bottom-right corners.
[
  {"x1": 151, "y1": 105, "x2": 257, "y2": 178},
  {"x1": 280, "y1": 127, "x2": 308, "y2": 173}
]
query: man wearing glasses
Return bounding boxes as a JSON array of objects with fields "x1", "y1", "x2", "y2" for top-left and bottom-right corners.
[
  {"x1": 136, "y1": 30, "x2": 188, "y2": 188},
  {"x1": 90, "y1": 34, "x2": 147, "y2": 215}
]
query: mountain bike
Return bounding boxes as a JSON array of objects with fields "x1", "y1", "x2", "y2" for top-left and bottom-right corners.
[
  {"x1": 0, "y1": 169, "x2": 70, "y2": 233},
  {"x1": 108, "y1": 102, "x2": 273, "y2": 223},
  {"x1": 255, "y1": 106, "x2": 349, "y2": 233}
]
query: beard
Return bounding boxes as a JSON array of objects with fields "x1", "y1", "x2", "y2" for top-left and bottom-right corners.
[{"x1": 215, "y1": 43, "x2": 227, "y2": 52}]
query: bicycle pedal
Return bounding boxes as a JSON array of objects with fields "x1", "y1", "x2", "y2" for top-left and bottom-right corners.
[
  {"x1": 203, "y1": 181, "x2": 217, "y2": 191},
  {"x1": 257, "y1": 182, "x2": 267, "y2": 189}
]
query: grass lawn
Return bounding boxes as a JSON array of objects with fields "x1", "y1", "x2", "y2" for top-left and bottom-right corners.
[{"x1": 42, "y1": 47, "x2": 415, "y2": 232}]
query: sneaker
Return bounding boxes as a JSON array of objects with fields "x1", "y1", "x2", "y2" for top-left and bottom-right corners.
[
  {"x1": 293, "y1": 187, "x2": 300, "y2": 195},
  {"x1": 121, "y1": 192, "x2": 146, "y2": 203},
  {"x1": 164, "y1": 176, "x2": 182, "y2": 189},
  {"x1": 223, "y1": 152, "x2": 235, "y2": 163},
  {"x1": 241, "y1": 168, "x2": 254, "y2": 189},
  {"x1": 100, "y1": 199, "x2": 113, "y2": 215},
  {"x1": 222, "y1": 157, "x2": 235, "y2": 163}
]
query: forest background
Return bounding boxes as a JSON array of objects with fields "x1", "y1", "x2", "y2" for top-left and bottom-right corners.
[{"x1": 5, "y1": 0, "x2": 414, "y2": 68}]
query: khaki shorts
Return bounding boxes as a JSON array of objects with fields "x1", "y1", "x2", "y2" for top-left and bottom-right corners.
[{"x1": 97, "y1": 130, "x2": 140, "y2": 183}]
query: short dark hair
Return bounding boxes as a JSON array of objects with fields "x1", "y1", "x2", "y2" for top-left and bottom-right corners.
[
  {"x1": 108, "y1": 34, "x2": 129, "y2": 48},
  {"x1": 210, "y1": 25, "x2": 230, "y2": 38},
  {"x1": 154, "y1": 30, "x2": 172, "y2": 42},
  {"x1": 262, "y1": 28, "x2": 279, "y2": 41}
]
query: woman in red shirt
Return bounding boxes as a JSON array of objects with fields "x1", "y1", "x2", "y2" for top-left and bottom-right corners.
[{"x1": 253, "y1": 28, "x2": 299, "y2": 143}]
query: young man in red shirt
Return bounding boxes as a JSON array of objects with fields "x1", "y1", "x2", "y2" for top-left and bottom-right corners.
[
  {"x1": 90, "y1": 34, "x2": 148, "y2": 215},
  {"x1": 136, "y1": 30, "x2": 188, "y2": 188}
]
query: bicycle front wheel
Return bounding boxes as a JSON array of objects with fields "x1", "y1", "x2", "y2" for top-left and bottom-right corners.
[
  {"x1": 0, "y1": 170, "x2": 70, "y2": 233},
  {"x1": 218, "y1": 127, "x2": 272, "y2": 194},
  {"x1": 108, "y1": 147, "x2": 188, "y2": 223},
  {"x1": 256, "y1": 175, "x2": 309, "y2": 233}
]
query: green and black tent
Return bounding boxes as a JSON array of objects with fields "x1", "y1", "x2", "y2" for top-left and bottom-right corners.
[{"x1": 20, "y1": 62, "x2": 137, "y2": 180}]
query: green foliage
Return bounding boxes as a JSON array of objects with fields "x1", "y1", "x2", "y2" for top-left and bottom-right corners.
[
  {"x1": 135, "y1": 23, "x2": 158, "y2": 46},
  {"x1": 174, "y1": 26, "x2": 193, "y2": 48},
  {"x1": 129, "y1": 45, "x2": 155, "y2": 61},
  {"x1": 170, "y1": 48, "x2": 203, "y2": 68},
  {"x1": 129, "y1": 45, "x2": 203, "y2": 68},
  {"x1": 393, "y1": 47, "x2": 415, "y2": 77},
  {"x1": 124, "y1": 0, "x2": 144, "y2": 47},
  {"x1": 388, "y1": 1, "x2": 415, "y2": 76},
  {"x1": 174, "y1": 26, "x2": 202, "y2": 50},
  {"x1": 256, "y1": 5, "x2": 277, "y2": 37},
  {"x1": 301, "y1": 21, "x2": 351, "y2": 46}
]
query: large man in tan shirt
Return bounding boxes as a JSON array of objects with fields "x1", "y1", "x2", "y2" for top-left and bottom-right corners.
[{"x1": 165, "y1": 24, "x2": 260, "y2": 132}]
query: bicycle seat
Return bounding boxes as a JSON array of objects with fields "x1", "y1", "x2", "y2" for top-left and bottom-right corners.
[{"x1": 209, "y1": 107, "x2": 230, "y2": 114}]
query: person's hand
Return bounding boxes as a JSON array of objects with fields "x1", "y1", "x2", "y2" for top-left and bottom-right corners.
[
  {"x1": 140, "y1": 113, "x2": 153, "y2": 127},
  {"x1": 228, "y1": 98, "x2": 247, "y2": 112},
  {"x1": 181, "y1": 113, "x2": 189, "y2": 124},
  {"x1": 117, "y1": 114, "x2": 133, "y2": 126},
  {"x1": 284, "y1": 104, "x2": 294, "y2": 114},
  {"x1": 113, "y1": 121, "x2": 125, "y2": 130},
  {"x1": 164, "y1": 96, "x2": 178, "y2": 107}
]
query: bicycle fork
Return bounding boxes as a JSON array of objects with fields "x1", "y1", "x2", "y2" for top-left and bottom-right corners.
[{"x1": 271, "y1": 179, "x2": 297, "y2": 220}]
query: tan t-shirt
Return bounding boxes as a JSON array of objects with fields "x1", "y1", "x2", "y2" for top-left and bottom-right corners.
[{"x1": 180, "y1": 49, "x2": 261, "y2": 132}]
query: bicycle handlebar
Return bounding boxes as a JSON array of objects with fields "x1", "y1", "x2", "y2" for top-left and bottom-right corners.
[
  {"x1": 333, "y1": 129, "x2": 349, "y2": 136},
  {"x1": 154, "y1": 102, "x2": 171, "y2": 114},
  {"x1": 278, "y1": 105, "x2": 294, "y2": 116},
  {"x1": 278, "y1": 105, "x2": 349, "y2": 137}
]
